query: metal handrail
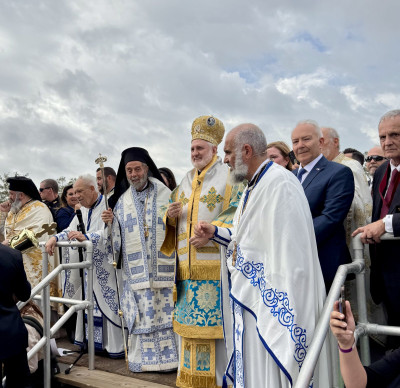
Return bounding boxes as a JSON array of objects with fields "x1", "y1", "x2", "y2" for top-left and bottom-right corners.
[
  {"x1": 294, "y1": 233, "x2": 400, "y2": 388},
  {"x1": 7, "y1": 240, "x2": 95, "y2": 388}
]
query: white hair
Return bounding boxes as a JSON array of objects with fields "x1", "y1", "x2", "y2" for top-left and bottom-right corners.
[
  {"x1": 296, "y1": 119, "x2": 322, "y2": 139},
  {"x1": 77, "y1": 174, "x2": 98, "y2": 192},
  {"x1": 379, "y1": 109, "x2": 400, "y2": 126}
]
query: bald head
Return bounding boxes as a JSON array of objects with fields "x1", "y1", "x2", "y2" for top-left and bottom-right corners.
[
  {"x1": 224, "y1": 123, "x2": 268, "y2": 183},
  {"x1": 227, "y1": 123, "x2": 267, "y2": 155},
  {"x1": 366, "y1": 146, "x2": 386, "y2": 175}
]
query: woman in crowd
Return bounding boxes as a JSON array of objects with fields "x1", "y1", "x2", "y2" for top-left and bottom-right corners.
[
  {"x1": 55, "y1": 184, "x2": 78, "y2": 232},
  {"x1": 158, "y1": 167, "x2": 177, "y2": 190},
  {"x1": 330, "y1": 300, "x2": 400, "y2": 388},
  {"x1": 266, "y1": 141, "x2": 293, "y2": 170}
]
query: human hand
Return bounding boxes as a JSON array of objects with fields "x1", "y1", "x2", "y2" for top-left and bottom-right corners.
[
  {"x1": 193, "y1": 221, "x2": 216, "y2": 240},
  {"x1": 167, "y1": 202, "x2": 182, "y2": 218},
  {"x1": 330, "y1": 300, "x2": 356, "y2": 349},
  {"x1": 45, "y1": 237, "x2": 57, "y2": 256},
  {"x1": 74, "y1": 203, "x2": 82, "y2": 211},
  {"x1": 68, "y1": 231, "x2": 87, "y2": 242},
  {"x1": 189, "y1": 236, "x2": 210, "y2": 248},
  {"x1": 0, "y1": 201, "x2": 11, "y2": 213},
  {"x1": 352, "y1": 220, "x2": 385, "y2": 244},
  {"x1": 101, "y1": 209, "x2": 114, "y2": 224}
]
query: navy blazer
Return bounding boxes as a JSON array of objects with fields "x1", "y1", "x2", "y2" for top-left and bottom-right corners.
[
  {"x1": 369, "y1": 161, "x2": 400, "y2": 316},
  {"x1": 0, "y1": 244, "x2": 31, "y2": 360},
  {"x1": 294, "y1": 156, "x2": 355, "y2": 287}
]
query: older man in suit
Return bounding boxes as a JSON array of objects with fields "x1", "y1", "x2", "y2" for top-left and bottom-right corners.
[
  {"x1": 291, "y1": 120, "x2": 355, "y2": 291},
  {"x1": 353, "y1": 109, "x2": 400, "y2": 348},
  {"x1": 0, "y1": 244, "x2": 31, "y2": 387}
]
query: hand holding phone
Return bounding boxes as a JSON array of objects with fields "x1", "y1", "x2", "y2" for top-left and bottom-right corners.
[{"x1": 338, "y1": 285, "x2": 346, "y2": 323}]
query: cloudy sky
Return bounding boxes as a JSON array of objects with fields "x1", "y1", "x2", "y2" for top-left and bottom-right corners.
[{"x1": 1, "y1": 0, "x2": 399, "y2": 186}]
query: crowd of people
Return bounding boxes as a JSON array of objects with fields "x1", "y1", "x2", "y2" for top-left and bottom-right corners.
[{"x1": 0, "y1": 109, "x2": 399, "y2": 387}]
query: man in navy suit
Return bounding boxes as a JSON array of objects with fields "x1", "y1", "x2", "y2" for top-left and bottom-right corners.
[
  {"x1": 291, "y1": 120, "x2": 355, "y2": 291},
  {"x1": 0, "y1": 244, "x2": 31, "y2": 387},
  {"x1": 353, "y1": 109, "x2": 400, "y2": 348}
]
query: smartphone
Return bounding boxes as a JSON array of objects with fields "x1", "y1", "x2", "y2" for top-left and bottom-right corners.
[
  {"x1": 288, "y1": 150, "x2": 298, "y2": 165},
  {"x1": 338, "y1": 285, "x2": 346, "y2": 322}
]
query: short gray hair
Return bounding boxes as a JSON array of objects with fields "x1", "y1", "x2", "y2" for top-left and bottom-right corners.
[
  {"x1": 296, "y1": 119, "x2": 322, "y2": 139},
  {"x1": 322, "y1": 127, "x2": 339, "y2": 140},
  {"x1": 235, "y1": 124, "x2": 267, "y2": 155},
  {"x1": 379, "y1": 109, "x2": 400, "y2": 126},
  {"x1": 76, "y1": 174, "x2": 98, "y2": 192}
]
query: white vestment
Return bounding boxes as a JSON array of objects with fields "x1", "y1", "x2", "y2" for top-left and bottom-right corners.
[
  {"x1": 113, "y1": 178, "x2": 178, "y2": 372},
  {"x1": 217, "y1": 162, "x2": 331, "y2": 388},
  {"x1": 56, "y1": 195, "x2": 125, "y2": 357}
]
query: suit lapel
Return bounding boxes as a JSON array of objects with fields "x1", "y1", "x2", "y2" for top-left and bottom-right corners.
[
  {"x1": 302, "y1": 156, "x2": 327, "y2": 190},
  {"x1": 372, "y1": 161, "x2": 388, "y2": 220}
]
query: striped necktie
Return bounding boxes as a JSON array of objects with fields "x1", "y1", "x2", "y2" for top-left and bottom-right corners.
[{"x1": 297, "y1": 168, "x2": 307, "y2": 183}]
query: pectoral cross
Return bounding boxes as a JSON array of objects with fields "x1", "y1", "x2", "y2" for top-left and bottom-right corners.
[{"x1": 144, "y1": 224, "x2": 149, "y2": 238}]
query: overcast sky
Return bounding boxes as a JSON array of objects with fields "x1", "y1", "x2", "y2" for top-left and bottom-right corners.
[{"x1": 1, "y1": 0, "x2": 399, "y2": 186}]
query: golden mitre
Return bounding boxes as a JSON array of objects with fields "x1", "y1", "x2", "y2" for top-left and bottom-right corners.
[{"x1": 191, "y1": 115, "x2": 225, "y2": 146}]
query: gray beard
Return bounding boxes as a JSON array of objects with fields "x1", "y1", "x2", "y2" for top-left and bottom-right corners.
[
  {"x1": 229, "y1": 153, "x2": 249, "y2": 185},
  {"x1": 10, "y1": 199, "x2": 22, "y2": 213},
  {"x1": 129, "y1": 175, "x2": 148, "y2": 191}
]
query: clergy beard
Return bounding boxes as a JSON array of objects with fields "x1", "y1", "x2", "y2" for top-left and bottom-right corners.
[
  {"x1": 129, "y1": 174, "x2": 148, "y2": 191},
  {"x1": 229, "y1": 150, "x2": 249, "y2": 185},
  {"x1": 10, "y1": 198, "x2": 22, "y2": 213}
]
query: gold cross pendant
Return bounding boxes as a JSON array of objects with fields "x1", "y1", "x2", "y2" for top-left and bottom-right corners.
[{"x1": 144, "y1": 225, "x2": 149, "y2": 238}]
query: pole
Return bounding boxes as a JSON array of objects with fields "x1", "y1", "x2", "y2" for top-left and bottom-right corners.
[{"x1": 95, "y1": 153, "x2": 129, "y2": 370}]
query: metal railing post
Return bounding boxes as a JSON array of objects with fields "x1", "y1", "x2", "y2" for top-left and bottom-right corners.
[
  {"x1": 40, "y1": 245, "x2": 51, "y2": 388},
  {"x1": 84, "y1": 240, "x2": 95, "y2": 370},
  {"x1": 294, "y1": 233, "x2": 400, "y2": 388},
  {"x1": 351, "y1": 235, "x2": 370, "y2": 365}
]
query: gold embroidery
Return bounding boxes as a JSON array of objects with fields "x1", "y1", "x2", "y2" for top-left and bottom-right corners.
[
  {"x1": 180, "y1": 191, "x2": 190, "y2": 206},
  {"x1": 200, "y1": 187, "x2": 223, "y2": 212},
  {"x1": 177, "y1": 338, "x2": 218, "y2": 388}
]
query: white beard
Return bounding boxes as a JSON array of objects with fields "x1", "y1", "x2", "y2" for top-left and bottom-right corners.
[
  {"x1": 229, "y1": 152, "x2": 248, "y2": 185},
  {"x1": 129, "y1": 174, "x2": 148, "y2": 191}
]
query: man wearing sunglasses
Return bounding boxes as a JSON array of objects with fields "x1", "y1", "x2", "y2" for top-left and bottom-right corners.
[{"x1": 365, "y1": 147, "x2": 386, "y2": 185}]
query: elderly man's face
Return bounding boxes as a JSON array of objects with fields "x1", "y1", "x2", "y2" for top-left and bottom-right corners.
[
  {"x1": 73, "y1": 179, "x2": 97, "y2": 208},
  {"x1": 365, "y1": 146, "x2": 386, "y2": 175},
  {"x1": 292, "y1": 124, "x2": 323, "y2": 166},
  {"x1": 379, "y1": 115, "x2": 400, "y2": 166},
  {"x1": 125, "y1": 161, "x2": 148, "y2": 191},
  {"x1": 191, "y1": 139, "x2": 215, "y2": 171}
]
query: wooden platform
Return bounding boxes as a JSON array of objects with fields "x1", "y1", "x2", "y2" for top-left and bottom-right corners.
[{"x1": 56, "y1": 366, "x2": 174, "y2": 388}]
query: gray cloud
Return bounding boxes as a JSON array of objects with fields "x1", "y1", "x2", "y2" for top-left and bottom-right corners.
[{"x1": 0, "y1": 0, "x2": 399, "y2": 186}]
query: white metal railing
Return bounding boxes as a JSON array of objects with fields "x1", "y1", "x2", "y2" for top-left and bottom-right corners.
[
  {"x1": 3, "y1": 241, "x2": 95, "y2": 388},
  {"x1": 294, "y1": 233, "x2": 400, "y2": 388}
]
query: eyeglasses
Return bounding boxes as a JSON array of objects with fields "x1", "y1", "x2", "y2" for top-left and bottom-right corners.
[
  {"x1": 39, "y1": 187, "x2": 51, "y2": 192},
  {"x1": 365, "y1": 155, "x2": 387, "y2": 162}
]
